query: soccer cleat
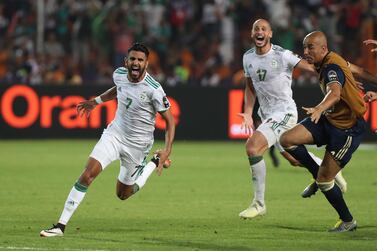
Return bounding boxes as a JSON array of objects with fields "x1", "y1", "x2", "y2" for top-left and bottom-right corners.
[
  {"x1": 40, "y1": 224, "x2": 64, "y2": 237},
  {"x1": 151, "y1": 154, "x2": 171, "y2": 168},
  {"x1": 335, "y1": 171, "x2": 347, "y2": 193},
  {"x1": 239, "y1": 201, "x2": 266, "y2": 219},
  {"x1": 301, "y1": 180, "x2": 318, "y2": 198},
  {"x1": 328, "y1": 219, "x2": 357, "y2": 233}
]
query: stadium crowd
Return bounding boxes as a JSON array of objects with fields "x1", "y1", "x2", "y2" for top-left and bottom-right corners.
[{"x1": 0, "y1": 0, "x2": 376, "y2": 86}]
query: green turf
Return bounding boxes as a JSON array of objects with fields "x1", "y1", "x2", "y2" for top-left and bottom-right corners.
[{"x1": 1, "y1": 140, "x2": 377, "y2": 251}]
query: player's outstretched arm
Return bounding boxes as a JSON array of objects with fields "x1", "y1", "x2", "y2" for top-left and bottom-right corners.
[
  {"x1": 295, "y1": 59, "x2": 317, "y2": 73},
  {"x1": 363, "y1": 39, "x2": 377, "y2": 52},
  {"x1": 238, "y1": 78, "x2": 255, "y2": 135},
  {"x1": 348, "y1": 62, "x2": 377, "y2": 87},
  {"x1": 155, "y1": 109, "x2": 175, "y2": 175},
  {"x1": 77, "y1": 86, "x2": 117, "y2": 117}
]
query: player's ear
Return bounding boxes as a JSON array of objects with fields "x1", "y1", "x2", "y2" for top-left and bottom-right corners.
[{"x1": 269, "y1": 30, "x2": 273, "y2": 39}]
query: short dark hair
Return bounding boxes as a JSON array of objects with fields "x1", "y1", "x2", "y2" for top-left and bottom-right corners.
[{"x1": 128, "y1": 43, "x2": 149, "y2": 58}]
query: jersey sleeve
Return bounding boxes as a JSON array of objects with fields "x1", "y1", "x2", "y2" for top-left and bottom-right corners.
[
  {"x1": 243, "y1": 55, "x2": 251, "y2": 77},
  {"x1": 321, "y1": 64, "x2": 345, "y2": 87},
  {"x1": 282, "y1": 50, "x2": 301, "y2": 69},
  {"x1": 152, "y1": 87, "x2": 171, "y2": 113}
]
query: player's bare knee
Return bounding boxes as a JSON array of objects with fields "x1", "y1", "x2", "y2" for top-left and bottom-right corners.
[
  {"x1": 246, "y1": 145, "x2": 260, "y2": 157},
  {"x1": 279, "y1": 133, "x2": 292, "y2": 149},
  {"x1": 116, "y1": 186, "x2": 134, "y2": 200},
  {"x1": 116, "y1": 190, "x2": 132, "y2": 200}
]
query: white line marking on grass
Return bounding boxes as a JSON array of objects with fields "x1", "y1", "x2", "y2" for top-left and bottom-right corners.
[{"x1": 0, "y1": 246, "x2": 107, "y2": 251}]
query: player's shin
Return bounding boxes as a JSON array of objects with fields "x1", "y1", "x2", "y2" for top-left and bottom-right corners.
[
  {"x1": 317, "y1": 180, "x2": 353, "y2": 222},
  {"x1": 248, "y1": 156, "x2": 266, "y2": 206},
  {"x1": 58, "y1": 181, "x2": 88, "y2": 227},
  {"x1": 285, "y1": 145, "x2": 319, "y2": 178},
  {"x1": 133, "y1": 156, "x2": 159, "y2": 192}
]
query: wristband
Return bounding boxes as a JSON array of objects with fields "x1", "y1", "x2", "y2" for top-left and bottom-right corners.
[{"x1": 94, "y1": 96, "x2": 103, "y2": 104}]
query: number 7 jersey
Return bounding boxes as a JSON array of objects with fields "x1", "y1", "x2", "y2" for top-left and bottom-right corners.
[
  {"x1": 105, "y1": 67, "x2": 170, "y2": 149},
  {"x1": 243, "y1": 44, "x2": 301, "y2": 119}
]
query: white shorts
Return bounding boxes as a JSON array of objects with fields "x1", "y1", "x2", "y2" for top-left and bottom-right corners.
[
  {"x1": 257, "y1": 113, "x2": 297, "y2": 148},
  {"x1": 89, "y1": 131, "x2": 151, "y2": 185}
]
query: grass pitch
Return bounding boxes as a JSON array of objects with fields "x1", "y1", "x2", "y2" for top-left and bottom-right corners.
[{"x1": 1, "y1": 140, "x2": 377, "y2": 251}]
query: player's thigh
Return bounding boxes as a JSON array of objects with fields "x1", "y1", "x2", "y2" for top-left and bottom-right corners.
[
  {"x1": 280, "y1": 124, "x2": 314, "y2": 146},
  {"x1": 89, "y1": 132, "x2": 120, "y2": 170},
  {"x1": 257, "y1": 113, "x2": 298, "y2": 147},
  {"x1": 317, "y1": 151, "x2": 342, "y2": 182},
  {"x1": 326, "y1": 118, "x2": 366, "y2": 167},
  {"x1": 118, "y1": 146, "x2": 149, "y2": 186}
]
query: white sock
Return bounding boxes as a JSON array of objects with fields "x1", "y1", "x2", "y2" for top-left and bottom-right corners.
[
  {"x1": 134, "y1": 161, "x2": 157, "y2": 189},
  {"x1": 250, "y1": 159, "x2": 266, "y2": 206},
  {"x1": 58, "y1": 183, "x2": 87, "y2": 225},
  {"x1": 308, "y1": 151, "x2": 322, "y2": 166}
]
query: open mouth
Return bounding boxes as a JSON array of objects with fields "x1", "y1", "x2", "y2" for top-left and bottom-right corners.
[
  {"x1": 131, "y1": 67, "x2": 140, "y2": 76},
  {"x1": 254, "y1": 35, "x2": 265, "y2": 45}
]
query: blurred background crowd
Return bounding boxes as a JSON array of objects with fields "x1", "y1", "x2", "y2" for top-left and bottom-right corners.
[{"x1": 0, "y1": 0, "x2": 376, "y2": 87}]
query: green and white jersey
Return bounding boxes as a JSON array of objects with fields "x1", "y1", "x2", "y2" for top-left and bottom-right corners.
[
  {"x1": 105, "y1": 67, "x2": 170, "y2": 150},
  {"x1": 243, "y1": 44, "x2": 301, "y2": 120}
]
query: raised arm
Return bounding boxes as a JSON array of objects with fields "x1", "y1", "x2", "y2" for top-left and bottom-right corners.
[{"x1": 77, "y1": 86, "x2": 117, "y2": 117}]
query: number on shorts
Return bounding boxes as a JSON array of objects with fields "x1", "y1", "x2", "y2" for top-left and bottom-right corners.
[{"x1": 131, "y1": 165, "x2": 144, "y2": 177}]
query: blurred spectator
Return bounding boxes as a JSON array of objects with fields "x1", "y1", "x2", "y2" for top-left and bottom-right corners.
[{"x1": 0, "y1": 0, "x2": 374, "y2": 86}]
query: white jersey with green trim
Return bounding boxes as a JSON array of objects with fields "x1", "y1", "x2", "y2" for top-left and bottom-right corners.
[
  {"x1": 105, "y1": 67, "x2": 170, "y2": 149},
  {"x1": 243, "y1": 44, "x2": 301, "y2": 120}
]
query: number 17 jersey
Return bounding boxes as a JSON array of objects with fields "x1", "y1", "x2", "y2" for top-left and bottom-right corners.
[{"x1": 243, "y1": 44, "x2": 301, "y2": 120}]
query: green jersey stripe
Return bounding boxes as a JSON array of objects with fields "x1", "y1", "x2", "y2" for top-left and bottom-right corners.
[
  {"x1": 146, "y1": 75, "x2": 161, "y2": 87},
  {"x1": 145, "y1": 78, "x2": 159, "y2": 89}
]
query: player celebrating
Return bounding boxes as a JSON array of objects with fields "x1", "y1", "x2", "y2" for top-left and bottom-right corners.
[
  {"x1": 40, "y1": 43, "x2": 175, "y2": 237},
  {"x1": 279, "y1": 31, "x2": 375, "y2": 232},
  {"x1": 237, "y1": 19, "x2": 347, "y2": 219}
]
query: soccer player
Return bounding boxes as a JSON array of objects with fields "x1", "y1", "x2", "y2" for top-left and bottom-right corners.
[
  {"x1": 280, "y1": 31, "x2": 371, "y2": 232},
  {"x1": 40, "y1": 43, "x2": 175, "y2": 237},
  {"x1": 237, "y1": 19, "x2": 347, "y2": 219}
]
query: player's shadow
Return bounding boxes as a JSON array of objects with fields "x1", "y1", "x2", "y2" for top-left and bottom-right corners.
[
  {"x1": 271, "y1": 224, "x2": 377, "y2": 237},
  {"x1": 138, "y1": 237, "x2": 253, "y2": 251}
]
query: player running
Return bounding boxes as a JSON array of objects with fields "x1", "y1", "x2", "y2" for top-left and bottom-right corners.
[
  {"x1": 40, "y1": 43, "x2": 175, "y2": 237},
  {"x1": 238, "y1": 19, "x2": 347, "y2": 219}
]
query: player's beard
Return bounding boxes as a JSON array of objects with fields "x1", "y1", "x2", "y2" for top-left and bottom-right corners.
[{"x1": 128, "y1": 65, "x2": 146, "y2": 82}]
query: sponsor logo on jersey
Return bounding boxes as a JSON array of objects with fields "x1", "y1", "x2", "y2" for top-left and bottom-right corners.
[{"x1": 328, "y1": 70, "x2": 338, "y2": 82}]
